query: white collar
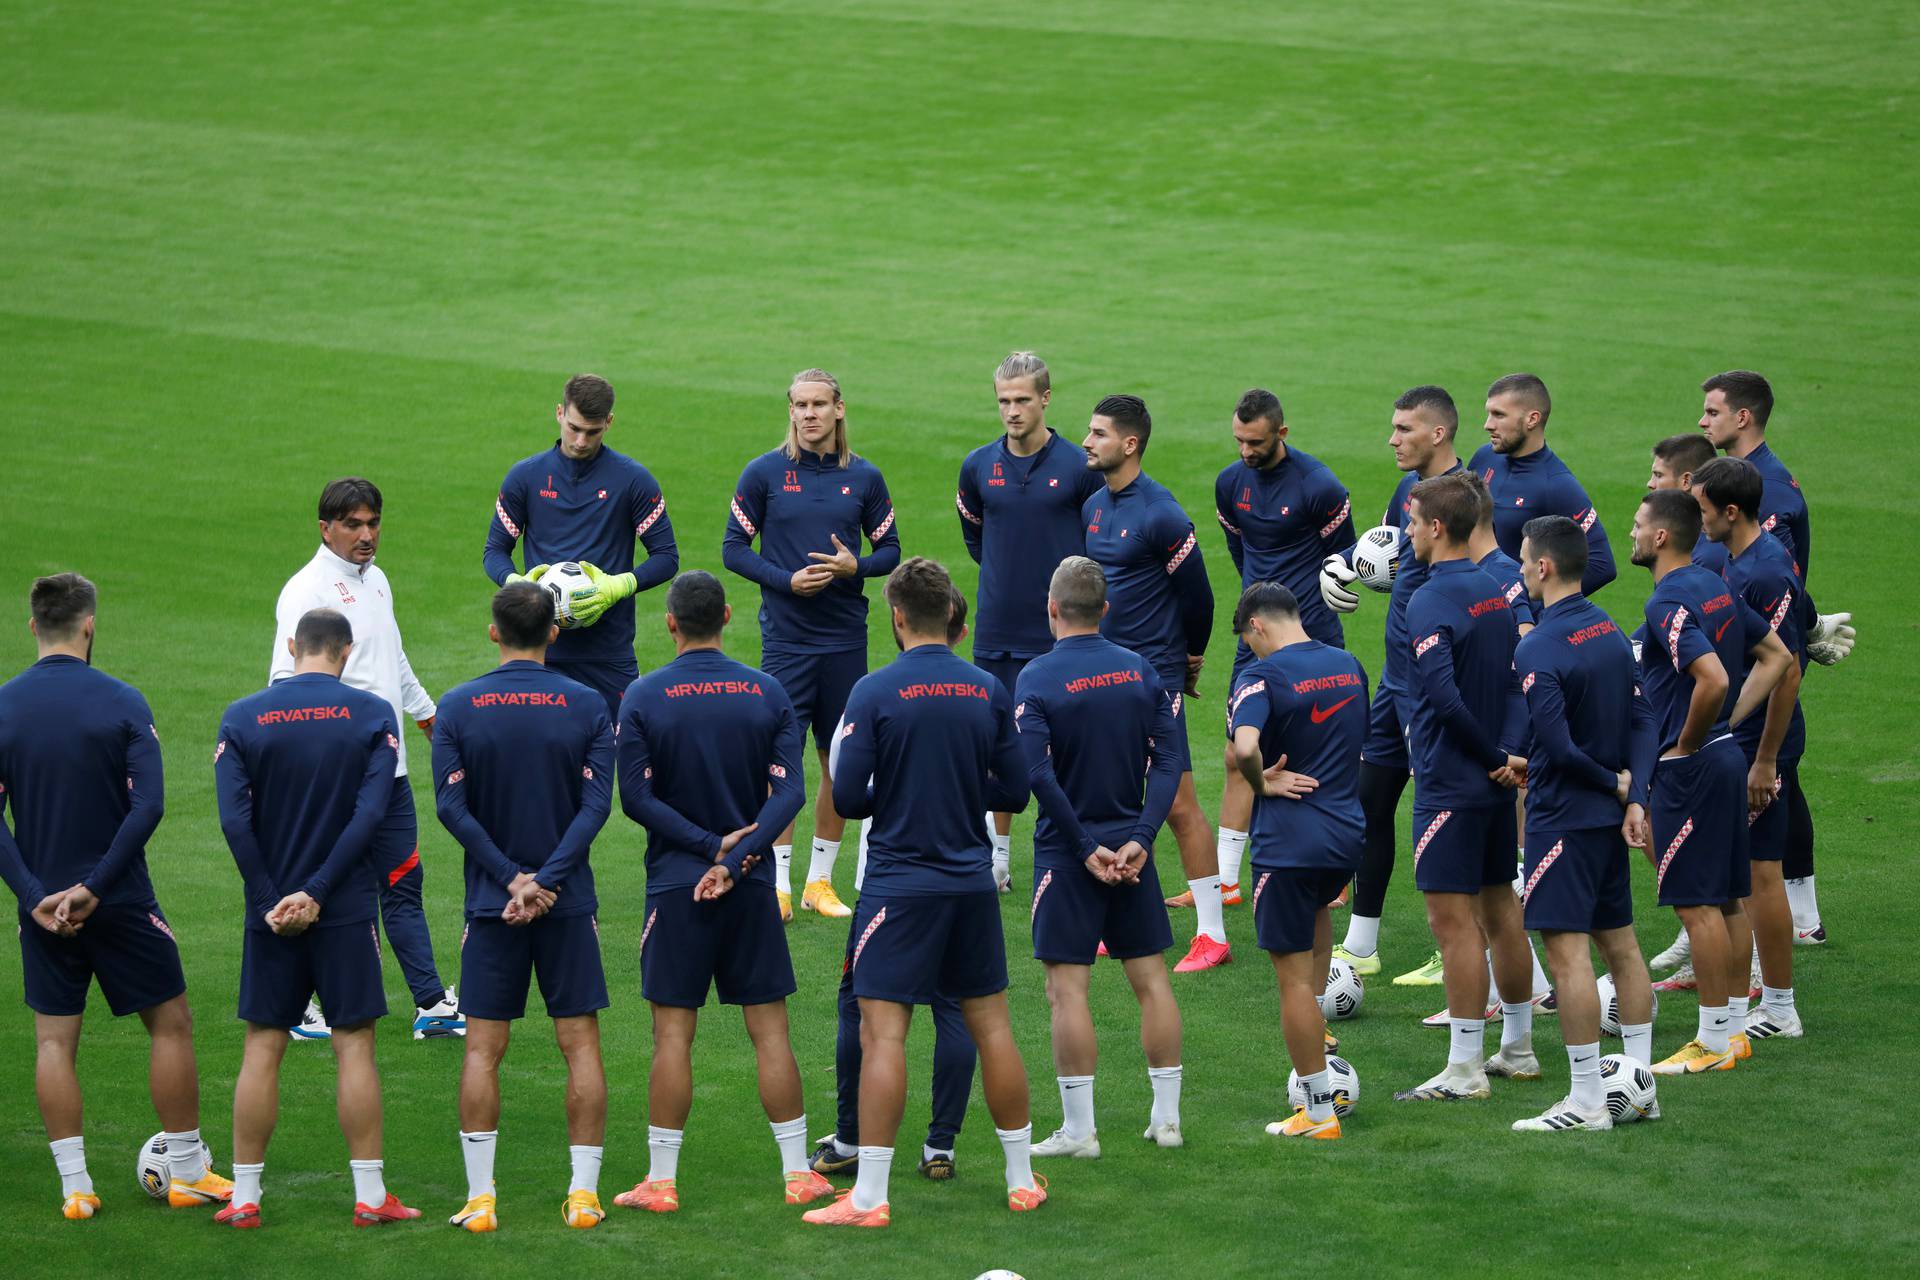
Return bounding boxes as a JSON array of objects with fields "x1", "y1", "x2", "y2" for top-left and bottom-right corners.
[{"x1": 314, "y1": 543, "x2": 372, "y2": 581}]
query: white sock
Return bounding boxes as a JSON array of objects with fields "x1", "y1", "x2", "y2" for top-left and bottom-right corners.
[
  {"x1": 569, "y1": 1145, "x2": 602, "y2": 1195},
  {"x1": 1147, "y1": 1065, "x2": 1182, "y2": 1128},
  {"x1": 1190, "y1": 875, "x2": 1226, "y2": 943},
  {"x1": 1728, "y1": 994, "x2": 1750, "y2": 1030},
  {"x1": 232, "y1": 1161, "x2": 264, "y2": 1207},
  {"x1": 1300, "y1": 1068, "x2": 1335, "y2": 1121},
  {"x1": 855, "y1": 822, "x2": 869, "y2": 892},
  {"x1": 1342, "y1": 914, "x2": 1381, "y2": 957},
  {"x1": 1216, "y1": 829, "x2": 1247, "y2": 889},
  {"x1": 852, "y1": 1146, "x2": 892, "y2": 1211},
  {"x1": 770, "y1": 1116, "x2": 808, "y2": 1175},
  {"x1": 990, "y1": 828, "x2": 1011, "y2": 886},
  {"x1": 1500, "y1": 1000, "x2": 1533, "y2": 1050},
  {"x1": 922, "y1": 1143, "x2": 952, "y2": 1163},
  {"x1": 1448, "y1": 1017, "x2": 1485, "y2": 1065},
  {"x1": 647, "y1": 1126, "x2": 683, "y2": 1183},
  {"x1": 1567, "y1": 1042, "x2": 1603, "y2": 1111},
  {"x1": 1699, "y1": 1004, "x2": 1732, "y2": 1053},
  {"x1": 773, "y1": 844, "x2": 794, "y2": 896},
  {"x1": 1057, "y1": 1075, "x2": 1095, "y2": 1139},
  {"x1": 349, "y1": 1158, "x2": 386, "y2": 1207},
  {"x1": 164, "y1": 1128, "x2": 208, "y2": 1183},
  {"x1": 1762, "y1": 984, "x2": 1796, "y2": 1017},
  {"x1": 460, "y1": 1130, "x2": 497, "y2": 1200},
  {"x1": 806, "y1": 838, "x2": 840, "y2": 885},
  {"x1": 1785, "y1": 875, "x2": 1820, "y2": 930},
  {"x1": 1621, "y1": 1022, "x2": 1654, "y2": 1065},
  {"x1": 50, "y1": 1136, "x2": 91, "y2": 1197},
  {"x1": 1529, "y1": 946, "x2": 1552, "y2": 998},
  {"x1": 996, "y1": 1124, "x2": 1034, "y2": 1191},
  {"x1": 831, "y1": 1135, "x2": 858, "y2": 1160}
]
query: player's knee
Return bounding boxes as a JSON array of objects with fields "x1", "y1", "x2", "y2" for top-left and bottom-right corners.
[{"x1": 144, "y1": 995, "x2": 194, "y2": 1040}]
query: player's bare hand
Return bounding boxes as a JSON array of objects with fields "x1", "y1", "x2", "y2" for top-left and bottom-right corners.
[
  {"x1": 54, "y1": 884, "x2": 98, "y2": 930},
  {"x1": 268, "y1": 892, "x2": 318, "y2": 935},
  {"x1": 1115, "y1": 840, "x2": 1150, "y2": 882},
  {"x1": 31, "y1": 892, "x2": 75, "y2": 936},
  {"x1": 1489, "y1": 755, "x2": 1528, "y2": 788},
  {"x1": 1261, "y1": 755, "x2": 1320, "y2": 799},
  {"x1": 694, "y1": 865, "x2": 735, "y2": 901},
  {"x1": 1747, "y1": 760, "x2": 1779, "y2": 817},
  {"x1": 1085, "y1": 845, "x2": 1122, "y2": 883},
  {"x1": 716, "y1": 823, "x2": 759, "y2": 860},
  {"x1": 807, "y1": 534, "x2": 860, "y2": 580},
  {"x1": 1613, "y1": 769, "x2": 1633, "y2": 806},
  {"x1": 1621, "y1": 803, "x2": 1649, "y2": 850},
  {"x1": 789, "y1": 565, "x2": 836, "y2": 596},
  {"x1": 1184, "y1": 654, "x2": 1204, "y2": 697}
]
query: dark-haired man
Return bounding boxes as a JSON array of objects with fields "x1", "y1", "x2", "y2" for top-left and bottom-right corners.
[
  {"x1": 434, "y1": 584, "x2": 616, "y2": 1233},
  {"x1": 1227, "y1": 582, "x2": 1368, "y2": 1140},
  {"x1": 1509, "y1": 517, "x2": 1656, "y2": 1132},
  {"x1": 2, "y1": 574, "x2": 227, "y2": 1220},
  {"x1": 1471, "y1": 373, "x2": 1615, "y2": 595},
  {"x1": 1692, "y1": 458, "x2": 1809, "y2": 1042},
  {"x1": 610, "y1": 572, "x2": 828, "y2": 1214},
  {"x1": 724, "y1": 369, "x2": 901, "y2": 922},
  {"x1": 805, "y1": 558, "x2": 1039, "y2": 1227},
  {"x1": 1080, "y1": 396, "x2": 1226, "y2": 972},
  {"x1": 957, "y1": 352, "x2": 1104, "y2": 890},
  {"x1": 272, "y1": 476, "x2": 457, "y2": 1040},
  {"x1": 484, "y1": 373, "x2": 681, "y2": 721},
  {"x1": 1628, "y1": 491, "x2": 1793, "y2": 1075},
  {"x1": 1017, "y1": 557, "x2": 1184, "y2": 1157},
  {"x1": 1211, "y1": 388, "x2": 1355, "y2": 907},
  {"x1": 216, "y1": 608, "x2": 417, "y2": 1229}
]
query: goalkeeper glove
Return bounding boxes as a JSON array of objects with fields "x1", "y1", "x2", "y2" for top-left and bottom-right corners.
[
  {"x1": 1319, "y1": 554, "x2": 1360, "y2": 614},
  {"x1": 504, "y1": 563, "x2": 551, "y2": 587},
  {"x1": 569, "y1": 561, "x2": 637, "y2": 627},
  {"x1": 1807, "y1": 610, "x2": 1856, "y2": 665}
]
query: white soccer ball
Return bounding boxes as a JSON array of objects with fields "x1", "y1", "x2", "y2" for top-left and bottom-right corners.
[
  {"x1": 1352, "y1": 524, "x2": 1400, "y2": 593},
  {"x1": 541, "y1": 561, "x2": 593, "y2": 630},
  {"x1": 1318, "y1": 957, "x2": 1365, "y2": 1020},
  {"x1": 1598, "y1": 1053, "x2": 1657, "y2": 1124},
  {"x1": 974, "y1": 1273, "x2": 1027, "y2": 1280},
  {"x1": 1596, "y1": 972, "x2": 1658, "y2": 1037},
  {"x1": 138, "y1": 1131, "x2": 213, "y2": 1198},
  {"x1": 1287, "y1": 1053, "x2": 1360, "y2": 1117}
]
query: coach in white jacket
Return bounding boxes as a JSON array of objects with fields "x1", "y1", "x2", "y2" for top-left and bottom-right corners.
[{"x1": 268, "y1": 477, "x2": 461, "y2": 1040}]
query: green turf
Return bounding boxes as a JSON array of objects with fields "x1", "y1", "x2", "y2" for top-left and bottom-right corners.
[{"x1": 2, "y1": 1, "x2": 1917, "y2": 1274}]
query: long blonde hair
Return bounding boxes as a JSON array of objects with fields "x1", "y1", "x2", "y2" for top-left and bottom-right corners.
[{"x1": 783, "y1": 367, "x2": 857, "y2": 467}]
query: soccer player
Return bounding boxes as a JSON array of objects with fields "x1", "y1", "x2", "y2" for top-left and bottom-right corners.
[
  {"x1": 483, "y1": 373, "x2": 681, "y2": 720},
  {"x1": 1508, "y1": 516, "x2": 1658, "y2": 1132},
  {"x1": 609, "y1": 571, "x2": 832, "y2": 1213},
  {"x1": 814, "y1": 587, "x2": 980, "y2": 1184},
  {"x1": 1080, "y1": 395, "x2": 1226, "y2": 972},
  {"x1": 804, "y1": 558, "x2": 1040, "y2": 1227},
  {"x1": 433, "y1": 585, "x2": 616, "y2": 1232},
  {"x1": 724, "y1": 369, "x2": 901, "y2": 921},
  {"x1": 1390, "y1": 473, "x2": 1538, "y2": 1102},
  {"x1": 1628, "y1": 491, "x2": 1794, "y2": 1074},
  {"x1": 1322, "y1": 385, "x2": 1464, "y2": 983},
  {"x1": 271, "y1": 478, "x2": 458, "y2": 1040},
  {"x1": 1017, "y1": 557, "x2": 1184, "y2": 1156},
  {"x1": 957, "y1": 351, "x2": 1104, "y2": 889},
  {"x1": 0, "y1": 574, "x2": 228, "y2": 1220},
  {"x1": 215, "y1": 608, "x2": 418, "y2": 1229},
  {"x1": 1471, "y1": 373, "x2": 1616, "y2": 594},
  {"x1": 1698, "y1": 371, "x2": 1854, "y2": 942},
  {"x1": 1212, "y1": 388, "x2": 1356, "y2": 904},
  {"x1": 1226, "y1": 582, "x2": 1369, "y2": 1140},
  {"x1": 1692, "y1": 458, "x2": 1809, "y2": 1040}
]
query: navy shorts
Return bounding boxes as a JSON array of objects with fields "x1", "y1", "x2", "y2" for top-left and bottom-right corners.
[
  {"x1": 549, "y1": 656, "x2": 640, "y2": 725},
  {"x1": 460, "y1": 912, "x2": 609, "y2": 1021},
  {"x1": 641, "y1": 882, "x2": 796, "y2": 1008},
  {"x1": 1361, "y1": 683, "x2": 1410, "y2": 770},
  {"x1": 848, "y1": 891, "x2": 1008, "y2": 1005},
  {"x1": 21, "y1": 901, "x2": 187, "y2": 1018},
  {"x1": 1029, "y1": 857, "x2": 1172, "y2": 964},
  {"x1": 1652, "y1": 738, "x2": 1750, "y2": 907},
  {"x1": 1411, "y1": 803, "x2": 1517, "y2": 893},
  {"x1": 763, "y1": 647, "x2": 867, "y2": 753},
  {"x1": 1251, "y1": 866, "x2": 1351, "y2": 954},
  {"x1": 1520, "y1": 827, "x2": 1633, "y2": 934},
  {"x1": 974, "y1": 653, "x2": 1033, "y2": 703},
  {"x1": 239, "y1": 921, "x2": 387, "y2": 1029},
  {"x1": 1745, "y1": 759, "x2": 1787, "y2": 862}
]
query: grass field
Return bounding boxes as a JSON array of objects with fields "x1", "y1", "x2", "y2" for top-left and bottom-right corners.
[{"x1": 3, "y1": 1, "x2": 1918, "y2": 1275}]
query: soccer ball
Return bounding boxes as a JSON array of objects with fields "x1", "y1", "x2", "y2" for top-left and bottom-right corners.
[
  {"x1": 1352, "y1": 524, "x2": 1400, "y2": 593},
  {"x1": 1598, "y1": 1053, "x2": 1657, "y2": 1123},
  {"x1": 1287, "y1": 1053, "x2": 1360, "y2": 1117},
  {"x1": 974, "y1": 1273, "x2": 1027, "y2": 1280},
  {"x1": 541, "y1": 561, "x2": 594, "y2": 629},
  {"x1": 1596, "y1": 972, "x2": 1658, "y2": 1036},
  {"x1": 1318, "y1": 957, "x2": 1364, "y2": 1020},
  {"x1": 138, "y1": 1131, "x2": 213, "y2": 1198}
]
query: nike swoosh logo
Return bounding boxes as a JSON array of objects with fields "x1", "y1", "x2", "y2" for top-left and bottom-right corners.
[
  {"x1": 1713, "y1": 617, "x2": 1733, "y2": 643},
  {"x1": 1311, "y1": 695, "x2": 1357, "y2": 724}
]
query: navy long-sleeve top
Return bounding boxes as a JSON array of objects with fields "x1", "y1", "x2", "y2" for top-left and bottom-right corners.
[
  {"x1": 1468, "y1": 444, "x2": 1616, "y2": 595},
  {"x1": 1720, "y1": 533, "x2": 1812, "y2": 762},
  {"x1": 1406, "y1": 559, "x2": 1527, "y2": 808},
  {"x1": 1638, "y1": 565, "x2": 1769, "y2": 755},
  {"x1": 1375, "y1": 463, "x2": 1464, "y2": 696},
  {"x1": 1082, "y1": 473, "x2": 1213, "y2": 686},
  {"x1": 956, "y1": 431, "x2": 1104, "y2": 658},
  {"x1": 1214, "y1": 447, "x2": 1356, "y2": 646},
  {"x1": 1515, "y1": 595, "x2": 1655, "y2": 831},
  {"x1": 1227, "y1": 641, "x2": 1369, "y2": 871}
]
